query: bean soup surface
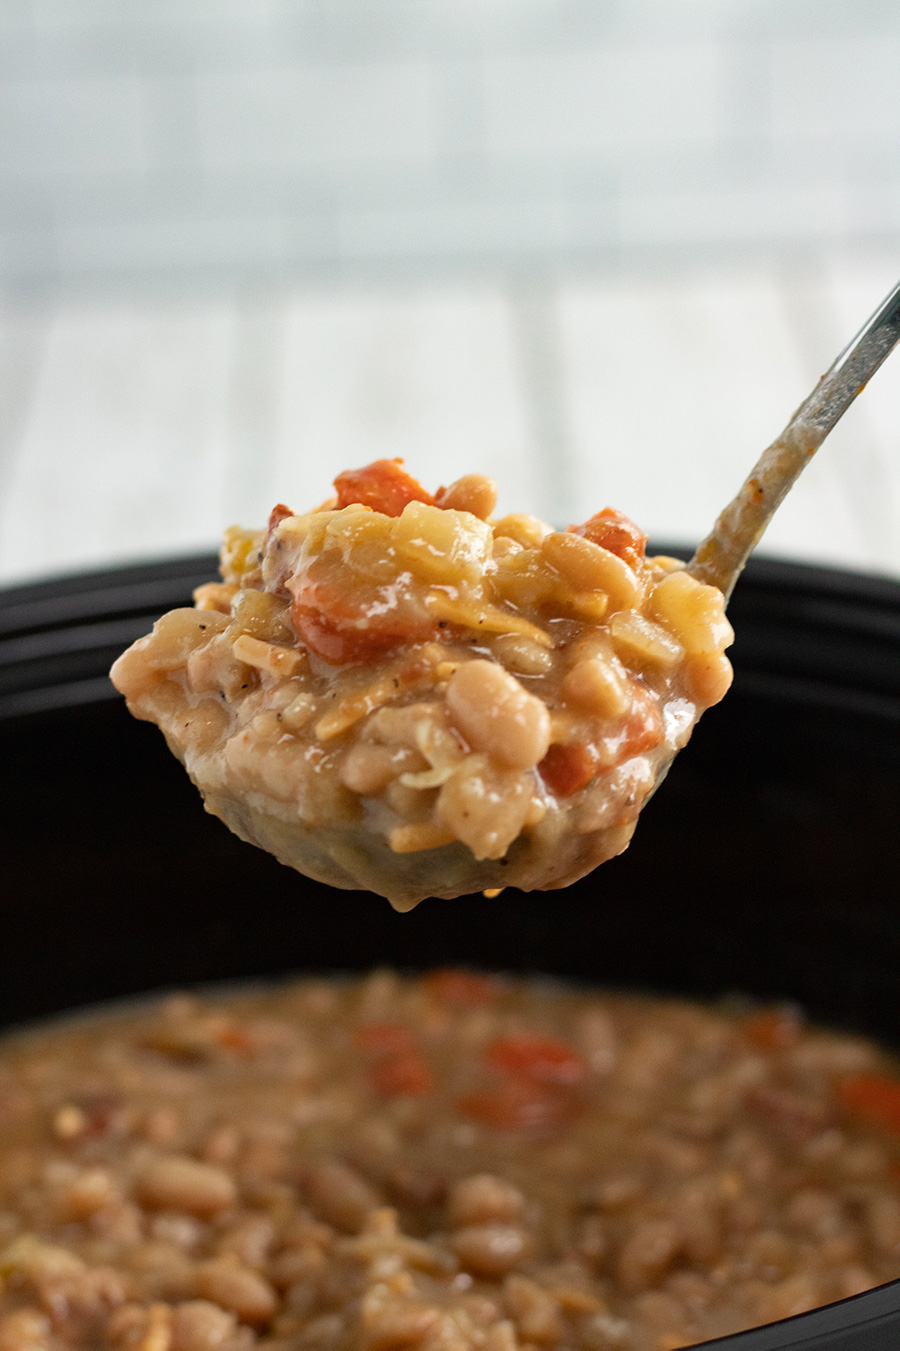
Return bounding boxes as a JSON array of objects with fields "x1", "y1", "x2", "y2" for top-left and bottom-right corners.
[{"x1": 2, "y1": 972, "x2": 900, "y2": 1351}]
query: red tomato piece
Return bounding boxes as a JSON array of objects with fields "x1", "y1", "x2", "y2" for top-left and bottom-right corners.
[
  {"x1": 485, "y1": 1034, "x2": 586, "y2": 1084},
  {"x1": 267, "y1": 502, "x2": 294, "y2": 539},
  {"x1": 333, "y1": 459, "x2": 435, "y2": 517},
  {"x1": 838, "y1": 1075, "x2": 900, "y2": 1134},
  {"x1": 424, "y1": 969, "x2": 497, "y2": 1005},
  {"x1": 742, "y1": 1009, "x2": 803, "y2": 1051},
  {"x1": 291, "y1": 601, "x2": 408, "y2": 664},
  {"x1": 539, "y1": 743, "x2": 600, "y2": 797},
  {"x1": 616, "y1": 685, "x2": 664, "y2": 761},
  {"x1": 458, "y1": 1080, "x2": 573, "y2": 1135},
  {"x1": 353, "y1": 1022, "x2": 416, "y2": 1053},
  {"x1": 569, "y1": 508, "x2": 647, "y2": 569},
  {"x1": 290, "y1": 579, "x2": 436, "y2": 665},
  {"x1": 217, "y1": 1025, "x2": 256, "y2": 1058},
  {"x1": 371, "y1": 1050, "x2": 435, "y2": 1098}
]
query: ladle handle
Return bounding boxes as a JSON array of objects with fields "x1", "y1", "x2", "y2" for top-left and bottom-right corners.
[{"x1": 688, "y1": 279, "x2": 900, "y2": 602}]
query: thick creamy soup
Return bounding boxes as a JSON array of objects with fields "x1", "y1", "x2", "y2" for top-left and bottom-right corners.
[
  {"x1": 110, "y1": 462, "x2": 734, "y2": 908},
  {"x1": 2, "y1": 973, "x2": 900, "y2": 1351}
]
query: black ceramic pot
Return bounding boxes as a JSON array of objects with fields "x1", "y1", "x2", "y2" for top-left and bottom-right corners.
[{"x1": 1, "y1": 553, "x2": 899, "y2": 1349}]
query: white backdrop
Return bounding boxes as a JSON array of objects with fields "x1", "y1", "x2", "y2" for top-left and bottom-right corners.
[{"x1": 1, "y1": 0, "x2": 899, "y2": 583}]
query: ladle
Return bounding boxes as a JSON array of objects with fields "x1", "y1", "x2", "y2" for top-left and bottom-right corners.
[
  {"x1": 689, "y1": 279, "x2": 900, "y2": 602},
  {"x1": 108, "y1": 281, "x2": 900, "y2": 907}
]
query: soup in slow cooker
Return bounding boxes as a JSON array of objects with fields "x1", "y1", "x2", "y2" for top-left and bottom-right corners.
[{"x1": 2, "y1": 971, "x2": 899, "y2": 1351}]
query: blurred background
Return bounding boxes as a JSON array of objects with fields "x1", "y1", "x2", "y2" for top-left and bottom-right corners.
[{"x1": 1, "y1": 0, "x2": 899, "y2": 587}]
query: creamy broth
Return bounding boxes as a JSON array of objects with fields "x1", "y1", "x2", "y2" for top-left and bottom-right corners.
[
  {"x1": 110, "y1": 462, "x2": 733, "y2": 909},
  {"x1": 2, "y1": 972, "x2": 900, "y2": 1350}
]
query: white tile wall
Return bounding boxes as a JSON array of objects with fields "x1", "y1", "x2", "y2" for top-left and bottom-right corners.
[
  {"x1": 2, "y1": 73, "x2": 150, "y2": 177},
  {"x1": 769, "y1": 34, "x2": 900, "y2": 145},
  {"x1": 196, "y1": 62, "x2": 439, "y2": 172},
  {"x1": 3, "y1": 0, "x2": 900, "y2": 283},
  {"x1": 1, "y1": 1, "x2": 899, "y2": 586},
  {"x1": 483, "y1": 45, "x2": 725, "y2": 159},
  {"x1": 55, "y1": 213, "x2": 292, "y2": 276}
]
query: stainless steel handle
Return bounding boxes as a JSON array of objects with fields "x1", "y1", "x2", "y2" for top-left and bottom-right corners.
[{"x1": 689, "y1": 280, "x2": 900, "y2": 601}]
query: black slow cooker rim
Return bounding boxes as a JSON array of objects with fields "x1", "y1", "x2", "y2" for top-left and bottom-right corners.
[{"x1": 1, "y1": 547, "x2": 899, "y2": 722}]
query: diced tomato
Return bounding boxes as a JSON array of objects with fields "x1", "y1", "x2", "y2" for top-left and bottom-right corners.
[
  {"x1": 217, "y1": 1025, "x2": 256, "y2": 1058},
  {"x1": 838, "y1": 1075, "x2": 900, "y2": 1134},
  {"x1": 742, "y1": 1009, "x2": 803, "y2": 1051},
  {"x1": 289, "y1": 578, "x2": 436, "y2": 665},
  {"x1": 334, "y1": 459, "x2": 435, "y2": 517},
  {"x1": 424, "y1": 969, "x2": 497, "y2": 1005},
  {"x1": 267, "y1": 502, "x2": 294, "y2": 539},
  {"x1": 292, "y1": 601, "x2": 413, "y2": 664},
  {"x1": 371, "y1": 1049, "x2": 435, "y2": 1098},
  {"x1": 353, "y1": 1022, "x2": 416, "y2": 1053},
  {"x1": 357, "y1": 1021, "x2": 433, "y2": 1096},
  {"x1": 458, "y1": 1079, "x2": 572, "y2": 1135},
  {"x1": 617, "y1": 685, "x2": 664, "y2": 760},
  {"x1": 539, "y1": 743, "x2": 600, "y2": 797},
  {"x1": 569, "y1": 508, "x2": 647, "y2": 569},
  {"x1": 539, "y1": 689, "x2": 662, "y2": 796},
  {"x1": 485, "y1": 1034, "x2": 586, "y2": 1085}
]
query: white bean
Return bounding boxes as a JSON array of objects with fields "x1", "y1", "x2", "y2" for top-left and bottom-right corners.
[
  {"x1": 491, "y1": 632, "x2": 554, "y2": 677},
  {"x1": 192, "y1": 1260, "x2": 277, "y2": 1326},
  {"x1": 446, "y1": 661, "x2": 550, "y2": 770},
  {"x1": 542, "y1": 533, "x2": 640, "y2": 612},
  {"x1": 448, "y1": 1175, "x2": 526, "y2": 1228},
  {"x1": 451, "y1": 1223, "x2": 536, "y2": 1278},
  {"x1": 436, "y1": 473, "x2": 498, "y2": 519},
  {"x1": 562, "y1": 657, "x2": 629, "y2": 717},
  {"x1": 683, "y1": 651, "x2": 733, "y2": 707},
  {"x1": 436, "y1": 756, "x2": 532, "y2": 860},
  {"x1": 135, "y1": 1155, "x2": 237, "y2": 1217}
]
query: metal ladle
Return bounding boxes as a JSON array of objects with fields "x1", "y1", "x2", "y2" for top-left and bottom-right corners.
[{"x1": 688, "y1": 279, "x2": 900, "y2": 602}]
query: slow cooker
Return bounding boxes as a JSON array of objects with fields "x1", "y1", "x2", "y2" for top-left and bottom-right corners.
[{"x1": 1, "y1": 552, "x2": 899, "y2": 1349}]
